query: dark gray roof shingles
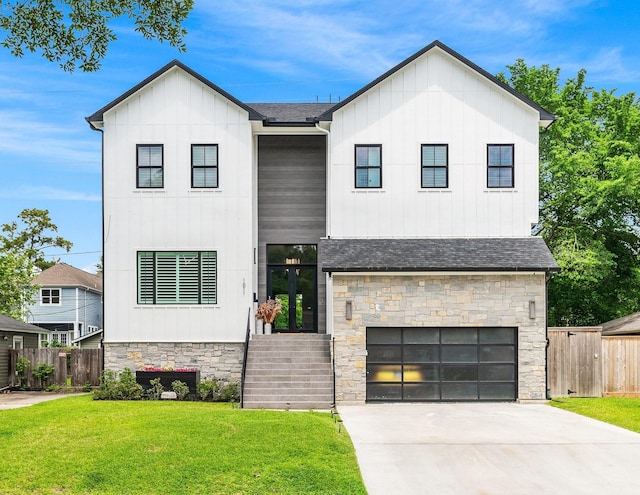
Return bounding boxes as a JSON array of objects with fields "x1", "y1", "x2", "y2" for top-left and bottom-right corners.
[
  {"x1": 320, "y1": 237, "x2": 559, "y2": 272},
  {"x1": 247, "y1": 103, "x2": 335, "y2": 124}
]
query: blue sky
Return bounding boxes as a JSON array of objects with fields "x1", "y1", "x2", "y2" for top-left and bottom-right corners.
[{"x1": 1, "y1": 0, "x2": 639, "y2": 273}]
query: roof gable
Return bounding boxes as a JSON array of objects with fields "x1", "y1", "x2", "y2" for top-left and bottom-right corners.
[
  {"x1": 86, "y1": 59, "x2": 264, "y2": 127},
  {"x1": 317, "y1": 40, "x2": 555, "y2": 126}
]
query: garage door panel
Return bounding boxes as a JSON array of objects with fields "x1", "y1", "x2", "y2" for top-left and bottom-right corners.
[
  {"x1": 404, "y1": 383, "x2": 439, "y2": 400},
  {"x1": 441, "y1": 364, "x2": 478, "y2": 381},
  {"x1": 367, "y1": 346, "x2": 402, "y2": 362},
  {"x1": 479, "y1": 346, "x2": 515, "y2": 362},
  {"x1": 404, "y1": 345, "x2": 439, "y2": 362},
  {"x1": 479, "y1": 383, "x2": 515, "y2": 400},
  {"x1": 441, "y1": 328, "x2": 478, "y2": 344},
  {"x1": 479, "y1": 364, "x2": 515, "y2": 381},
  {"x1": 403, "y1": 364, "x2": 438, "y2": 382},
  {"x1": 403, "y1": 328, "x2": 439, "y2": 344},
  {"x1": 367, "y1": 364, "x2": 402, "y2": 382},
  {"x1": 480, "y1": 327, "x2": 516, "y2": 344},
  {"x1": 366, "y1": 327, "x2": 517, "y2": 402},
  {"x1": 442, "y1": 383, "x2": 478, "y2": 400},
  {"x1": 441, "y1": 345, "x2": 476, "y2": 362}
]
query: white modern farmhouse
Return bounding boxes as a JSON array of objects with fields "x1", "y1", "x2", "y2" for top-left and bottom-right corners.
[{"x1": 87, "y1": 40, "x2": 558, "y2": 407}]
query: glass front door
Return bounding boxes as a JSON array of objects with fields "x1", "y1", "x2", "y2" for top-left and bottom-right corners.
[{"x1": 267, "y1": 245, "x2": 317, "y2": 332}]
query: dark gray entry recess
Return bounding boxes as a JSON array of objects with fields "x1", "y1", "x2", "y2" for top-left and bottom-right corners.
[
  {"x1": 366, "y1": 327, "x2": 517, "y2": 401},
  {"x1": 257, "y1": 135, "x2": 327, "y2": 333}
]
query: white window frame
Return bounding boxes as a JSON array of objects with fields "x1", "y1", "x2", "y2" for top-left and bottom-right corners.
[
  {"x1": 41, "y1": 288, "x2": 61, "y2": 306},
  {"x1": 12, "y1": 335, "x2": 23, "y2": 350}
]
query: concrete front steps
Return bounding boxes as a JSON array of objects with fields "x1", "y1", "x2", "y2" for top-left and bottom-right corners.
[{"x1": 242, "y1": 334, "x2": 334, "y2": 410}]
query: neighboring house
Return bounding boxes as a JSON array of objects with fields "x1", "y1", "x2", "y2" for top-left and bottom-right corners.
[
  {"x1": 87, "y1": 40, "x2": 558, "y2": 404},
  {"x1": 27, "y1": 263, "x2": 103, "y2": 347},
  {"x1": 601, "y1": 312, "x2": 640, "y2": 336},
  {"x1": 0, "y1": 314, "x2": 48, "y2": 389}
]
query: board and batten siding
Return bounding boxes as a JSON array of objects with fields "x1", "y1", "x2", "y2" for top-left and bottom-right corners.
[
  {"x1": 102, "y1": 67, "x2": 254, "y2": 343},
  {"x1": 257, "y1": 135, "x2": 327, "y2": 333},
  {"x1": 328, "y1": 49, "x2": 540, "y2": 239}
]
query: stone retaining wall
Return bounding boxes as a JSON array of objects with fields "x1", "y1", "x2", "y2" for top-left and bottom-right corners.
[
  {"x1": 331, "y1": 273, "x2": 547, "y2": 405},
  {"x1": 104, "y1": 342, "x2": 244, "y2": 381}
]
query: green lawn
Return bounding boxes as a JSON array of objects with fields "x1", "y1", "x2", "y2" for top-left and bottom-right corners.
[
  {"x1": 0, "y1": 395, "x2": 366, "y2": 495},
  {"x1": 549, "y1": 397, "x2": 640, "y2": 433}
]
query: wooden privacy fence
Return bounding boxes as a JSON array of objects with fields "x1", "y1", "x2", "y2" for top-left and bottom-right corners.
[
  {"x1": 601, "y1": 336, "x2": 640, "y2": 397},
  {"x1": 548, "y1": 328, "x2": 640, "y2": 398},
  {"x1": 8, "y1": 348, "x2": 103, "y2": 388}
]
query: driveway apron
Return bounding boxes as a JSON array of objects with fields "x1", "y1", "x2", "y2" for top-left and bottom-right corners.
[{"x1": 339, "y1": 403, "x2": 640, "y2": 495}]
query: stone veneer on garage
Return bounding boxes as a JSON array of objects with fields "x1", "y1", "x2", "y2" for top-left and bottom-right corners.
[
  {"x1": 331, "y1": 274, "x2": 547, "y2": 405},
  {"x1": 103, "y1": 342, "x2": 244, "y2": 381}
]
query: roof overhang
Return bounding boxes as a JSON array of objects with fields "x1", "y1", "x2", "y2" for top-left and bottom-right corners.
[{"x1": 320, "y1": 237, "x2": 560, "y2": 273}]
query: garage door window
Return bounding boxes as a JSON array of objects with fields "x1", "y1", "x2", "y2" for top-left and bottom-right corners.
[{"x1": 366, "y1": 327, "x2": 517, "y2": 402}]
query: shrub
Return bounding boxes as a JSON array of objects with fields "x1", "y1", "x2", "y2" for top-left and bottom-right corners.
[
  {"x1": 196, "y1": 378, "x2": 220, "y2": 401},
  {"x1": 219, "y1": 381, "x2": 240, "y2": 403},
  {"x1": 171, "y1": 380, "x2": 189, "y2": 400},
  {"x1": 93, "y1": 368, "x2": 143, "y2": 400},
  {"x1": 147, "y1": 377, "x2": 164, "y2": 400},
  {"x1": 15, "y1": 355, "x2": 30, "y2": 389},
  {"x1": 33, "y1": 362, "x2": 55, "y2": 390}
]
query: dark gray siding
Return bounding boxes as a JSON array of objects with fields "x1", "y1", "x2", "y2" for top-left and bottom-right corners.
[
  {"x1": 257, "y1": 135, "x2": 327, "y2": 332},
  {"x1": 0, "y1": 332, "x2": 39, "y2": 388}
]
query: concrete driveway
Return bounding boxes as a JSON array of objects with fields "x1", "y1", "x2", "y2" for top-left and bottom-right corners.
[
  {"x1": 339, "y1": 403, "x2": 640, "y2": 495},
  {"x1": 0, "y1": 391, "x2": 87, "y2": 410}
]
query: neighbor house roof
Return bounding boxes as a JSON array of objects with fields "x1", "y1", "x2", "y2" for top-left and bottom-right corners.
[
  {"x1": 320, "y1": 237, "x2": 560, "y2": 273},
  {"x1": 317, "y1": 40, "x2": 556, "y2": 127},
  {"x1": 0, "y1": 314, "x2": 48, "y2": 334},
  {"x1": 601, "y1": 312, "x2": 640, "y2": 336},
  {"x1": 87, "y1": 41, "x2": 555, "y2": 128},
  {"x1": 32, "y1": 263, "x2": 103, "y2": 292},
  {"x1": 72, "y1": 328, "x2": 103, "y2": 345}
]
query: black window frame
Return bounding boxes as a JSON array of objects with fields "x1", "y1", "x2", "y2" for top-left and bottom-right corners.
[
  {"x1": 137, "y1": 251, "x2": 217, "y2": 305},
  {"x1": 487, "y1": 144, "x2": 514, "y2": 188},
  {"x1": 136, "y1": 144, "x2": 164, "y2": 189},
  {"x1": 421, "y1": 144, "x2": 449, "y2": 188},
  {"x1": 354, "y1": 144, "x2": 382, "y2": 189},
  {"x1": 191, "y1": 144, "x2": 219, "y2": 188}
]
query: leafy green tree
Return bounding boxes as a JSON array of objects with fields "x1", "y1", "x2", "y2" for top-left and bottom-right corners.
[
  {"x1": 0, "y1": 0, "x2": 194, "y2": 72},
  {"x1": 499, "y1": 61, "x2": 640, "y2": 325},
  {"x1": 0, "y1": 249, "x2": 36, "y2": 320},
  {"x1": 1, "y1": 208, "x2": 72, "y2": 270}
]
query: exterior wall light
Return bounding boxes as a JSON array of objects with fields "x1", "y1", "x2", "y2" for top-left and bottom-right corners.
[{"x1": 529, "y1": 300, "x2": 536, "y2": 319}]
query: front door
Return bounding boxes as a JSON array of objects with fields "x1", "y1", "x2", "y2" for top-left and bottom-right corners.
[{"x1": 266, "y1": 244, "x2": 317, "y2": 332}]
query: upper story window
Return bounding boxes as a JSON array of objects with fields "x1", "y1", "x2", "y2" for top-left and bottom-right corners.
[
  {"x1": 421, "y1": 144, "x2": 448, "y2": 188},
  {"x1": 41, "y1": 288, "x2": 61, "y2": 305},
  {"x1": 137, "y1": 251, "x2": 217, "y2": 305},
  {"x1": 355, "y1": 145, "x2": 382, "y2": 188},
  {"x1": 487, "y1": 144, "x2": 514, "y2": 188},
  {"x1": 137, "y1": 144, "x2": 163, "y2": 188},
  {"x1": 192, "y1": 144, "x2": 219, "y2": 188}
]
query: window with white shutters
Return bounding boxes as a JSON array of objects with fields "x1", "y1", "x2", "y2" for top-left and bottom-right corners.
[{"x1": 137, "y1": 251, "x2": 217, "y2": 305}]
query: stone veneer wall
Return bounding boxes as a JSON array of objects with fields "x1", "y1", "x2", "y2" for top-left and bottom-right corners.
[
  {"x1": 104, "y1": 342, "x2": 244, "y2": 381},
  {"x1": 332, "y1": 274, "x2": 547, "y2": 405}
]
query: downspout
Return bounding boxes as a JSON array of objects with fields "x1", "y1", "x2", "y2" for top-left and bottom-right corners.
[
  {"x1": 88, "y1": 121, "x2": 105, "y2": 375},
  {"x1": 545, "y1": 271, "x2": 552, "y2": 400},
  {"x1": 315, "y1": 122, "x2": 336, "y2": 405}
]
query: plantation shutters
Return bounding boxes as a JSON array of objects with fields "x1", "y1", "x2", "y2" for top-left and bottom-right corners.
[{"x1": 137, "y1": 251, "x2": 217, "y2": 304}]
